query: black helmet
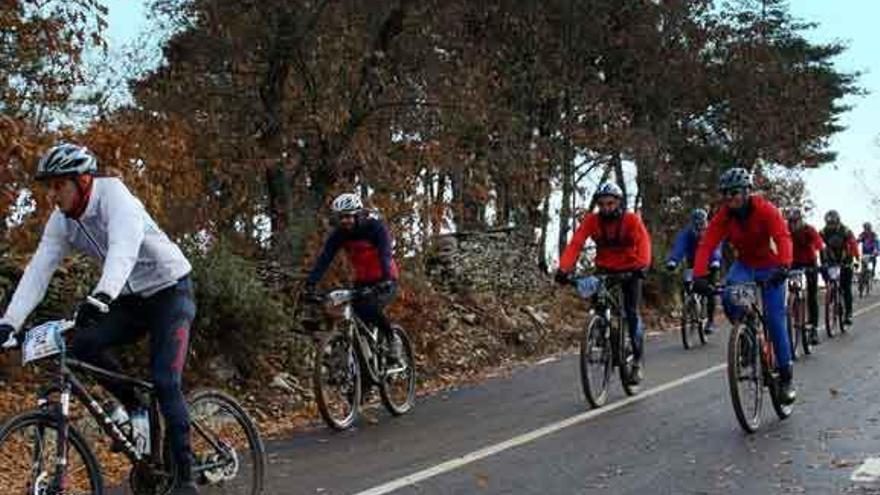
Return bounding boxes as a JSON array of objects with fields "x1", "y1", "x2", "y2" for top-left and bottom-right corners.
[
  {"x1": 824, "y1": 210, "x2": 841, "y2": 225},
  {"x1": 718, "y1": 167, "x2": 752, "y2": 192},
  {"x1": 36, "y1": 143, "x2": 97, "y2": 180}
]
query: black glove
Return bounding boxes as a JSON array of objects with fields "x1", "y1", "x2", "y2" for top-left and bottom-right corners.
[
  {"x1": 693, "y1": 277, "x2": 714, "y2": 297},
  {"x1": 0, "y1": 323, "x2": 17, "y2": 350},
  {"x1": 767, "y1": 267, "x2": 789, "y2": 286},
  {"x1": 554, "y1": 269, "x2": 571, "y2": 285},
  {"x1": 75, "y1": 293, "x2": 112, "y2": 329}
]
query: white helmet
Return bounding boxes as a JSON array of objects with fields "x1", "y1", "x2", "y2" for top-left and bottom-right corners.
[
  {"x1": 331, "y1": 193, "x2": 364, "y2": 214},
  {"x1": 36, "y1": 143, "x2": 97, "y2": 180}
]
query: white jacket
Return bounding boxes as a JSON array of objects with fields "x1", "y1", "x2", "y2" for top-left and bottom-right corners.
[{"x1": 1, "y1": 178, "x2": 192, "y2": 330}]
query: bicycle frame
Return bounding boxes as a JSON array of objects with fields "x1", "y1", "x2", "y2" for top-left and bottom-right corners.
[
  {"x1": 730, "y1": 283, "x2": 776, "y2": 381},
  {"x1": 589, "y1": 275, "x2": 629, "y2": 368}
]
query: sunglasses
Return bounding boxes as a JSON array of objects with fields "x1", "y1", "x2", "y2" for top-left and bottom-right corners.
[
  {"x1": 597, "y1": 200, "x2": 619, "y2": 208},
  {"x1": 723, "y1": 189, "x2": 745, "y2": 198}
]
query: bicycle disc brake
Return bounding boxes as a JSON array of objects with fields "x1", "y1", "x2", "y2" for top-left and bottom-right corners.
[{"x1": 202, "y1": 444, "x2": 240, "y2": 484}]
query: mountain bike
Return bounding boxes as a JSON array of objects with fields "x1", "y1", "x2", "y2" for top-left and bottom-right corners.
[
  {"x1": 785, "y1": 268, "x2": 812, "y2": 359},
  {"x1": 823, "y1": 264, "x2": 845, "y2": 337},
  {"x1": 309, "y1": 286, "x2": 416, "y2": 430},
  {"x1": 0, "y1": 318, "x2": 265, "y2": 495},
  {"x1": 679, "y1": 268, "x2": 708, "y2": 350},
  {"x1": 725, "y1": 282, "x2": 793, "y2": 433},
  {"x1": 571, "y1": 272, "x2": 641, "y2": 408},
  {"x1": 858, "y1": 255, "x2": 874, "y2": 298}
]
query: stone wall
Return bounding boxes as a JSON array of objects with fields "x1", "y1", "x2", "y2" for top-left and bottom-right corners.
[{"x1": 426, "y1": 227, "x2": 550, "y2": 294}]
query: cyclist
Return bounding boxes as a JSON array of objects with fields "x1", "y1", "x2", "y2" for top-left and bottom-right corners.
[
  {"x1": 820, "y1": 210, "x2": 859, "y2": 325},
  {"x1": 555, "y1": 182, "x2": 652, "y2": 384},
  {"x1": 666, "y1": 208, "x2": 723, "y2": 334},
  {"x1": 305, "y1": 193, "x2": 402, "y2": 363},
  {"x1": 786, "y1": 207, "x2": 824, "y2": 345},
  {"x1": 692, "y1": 167, "x2": 795, "y2": 404},
  {"x1": 858, "y1": 222, "x2": 878, "y2": 278},
  {"x1": 0, "y1": 144, "x2": 199, "y2": 495}
]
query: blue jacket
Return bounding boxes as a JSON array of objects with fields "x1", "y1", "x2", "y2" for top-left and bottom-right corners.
[{"x1": 667, "y1": 226, "x2": 722, "y2": 267}]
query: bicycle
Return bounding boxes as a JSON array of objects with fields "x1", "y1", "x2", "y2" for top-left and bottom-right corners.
[
  {"x1": 571, "y1": 272, "x2": 641, "y2": 408},
  {"x1": 724, "y1": 281, "x2": 793, "y2": 433},
  {"x1": 858, "y1": 255, "x2": 874, "y2": 298},
  {"x1": 0, "y1": 317, "x2": 265, "y2": 495},
  {"x1": 785, "y1": 268, "x2": 813, "y2": 359},
  {"x1": 679, "y1": 268, "x2": 708, "y2": 350},
  {"x1": 309, "y1": 286, "x2": 416, "y2": 430},
  {"x1": 823, "y1": 264, "x2": 845, "y2": 337}
]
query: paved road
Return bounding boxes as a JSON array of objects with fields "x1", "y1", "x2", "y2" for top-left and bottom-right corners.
[{"x1": 264, "y1": 294, "x2": 880, "y2": 495}]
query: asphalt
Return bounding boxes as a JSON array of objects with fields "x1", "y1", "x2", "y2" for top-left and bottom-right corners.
[{"x1": 261, "y1": 293, "x2": 880, "y2": 495}]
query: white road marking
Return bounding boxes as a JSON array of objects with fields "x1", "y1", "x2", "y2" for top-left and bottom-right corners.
[
  {"x1": 352, "y1": 364, "x2": 726, "y2": 495},
  {"x1": 352, "y1": 298, "x2": 880, "y2": 495},
  {"x1": 852, "y1": 457, "x2": 880, "y2": 483}
]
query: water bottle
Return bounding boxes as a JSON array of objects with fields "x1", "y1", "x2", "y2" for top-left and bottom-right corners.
[{"x1": 130, "y1": 408, "x2": 151, "y2": 455}]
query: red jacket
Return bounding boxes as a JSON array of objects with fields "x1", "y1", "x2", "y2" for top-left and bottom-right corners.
[
  {"x1": 694, "y1": 195, "x2": 792, "y2": 277},
  {"x1": 559, "y1": 212, "x2": 652, "y2": 273},
  {"x1": 791, "y1": 224, "x2": 824, "y2": 266}
]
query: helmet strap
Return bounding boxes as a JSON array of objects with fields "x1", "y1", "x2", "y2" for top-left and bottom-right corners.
[{"x1": 65, "y1": 174, "x2": 93, "y2": 219}]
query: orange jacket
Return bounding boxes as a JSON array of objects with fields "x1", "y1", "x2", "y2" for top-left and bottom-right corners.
[
  {"x1": 559, "y1": 212, "x2": 652, "y2": 273},
  {"x1": 694, "y1": 195, "x2": 793, "y2": 277}
]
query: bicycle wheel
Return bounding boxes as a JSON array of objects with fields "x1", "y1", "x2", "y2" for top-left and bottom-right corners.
[
  {"x1": 580, "y1": 316, "x2": 611, "y2": 408},
  {"x1": 187, "y1": 390, "x2": 265, "y2": 495},
  {"x1": 825, "y1": 284, "x2": 838, "y2": 338},
  {"x1": 727, "y1": 323, "x2": 762, "y2": 433},
  {"x1": 859, "y1": 274, "x2": 867, "y2": 299},
  {"x1": 799, "y1": 295, "x2": 813, "y2": 356},
  {"x1": 313, "y1": 330, "x2": 362, "y2": 430},
  {"x1": 680, "y1": 293, "x2": 698, "y2": 350},
  {"x1": 697, "y1": 295, "x2": 708, "y2": 345},
  {"x1": 619, "y1": 320, "x2": 641, "y2": 397},
  {"x1": 787, "y1": 296, "x2": 801, "y2": 361},
  {"x1": 0, "y1": 410, "x2": 103, "y2": 494},
  {"x1": 379, "y1": 325, "x2": 416, "y2": 416}
]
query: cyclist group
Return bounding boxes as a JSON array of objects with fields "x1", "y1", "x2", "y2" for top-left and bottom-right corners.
[
  {"x1": 0, "y1": 144, "x2": 875, "y2": 491},
  {"x1": 555, "y1": 167, "x2": 875, "y2": 408}
]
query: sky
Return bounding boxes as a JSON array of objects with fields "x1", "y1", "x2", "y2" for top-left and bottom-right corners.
[{"x1": 103, "y1": 1, "x2": 880, "y2": 231}]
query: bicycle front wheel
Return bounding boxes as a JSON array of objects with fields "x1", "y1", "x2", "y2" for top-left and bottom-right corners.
[
  {"x1": 727, "y1": 323, "x2": 762, "y2": 433},
  {"x1": 188, "y1": 389, "x2": 266, "y2": 495},
  {"x1": 681, "y1": 294, "x2": 699, "y2": 350},
  {"x1": 0, "y1": 410, "x2": 103, "y2": 494},
  {"x1": 314, "y1": 329, "x2": 362, "y2": 430},
  {"x1": 379, "y1": 325, "x2": 417, "y2": 416},
  {"x1": 825, "y1": 285, "x2": 839, "y2": 338},
  {"x1": 837, "y1": 286, "x2": 848, "y2": 334},
  {"x1": 580, "y1": 316, "x2": 612, "y2": 408}
]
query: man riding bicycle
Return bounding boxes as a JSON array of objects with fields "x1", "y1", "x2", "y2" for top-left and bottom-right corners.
[
  {"x1": 0, "y1": 144, "x2": 199, "y2": 495},
  {"x1": 305, "y1": 193, "x2": 402, "y2": 363},
  {"x1": 692, "y1": 167, "x2": 795, "y2": 404},
  {"x1": 786, "y1": 207, "x2": 824, "y2": 345},
  {"x1": 555, "y1": 182, "x2": 652, "y2": 384},
  {"x1": 858, "y1": 222, "x2": 878, "y2": 279},
  {"x1": 666, "y1": 208, "x2": 723, "y2": 334},
  {"x1": 820, "y1": 210, "x2": 859, "y2": 326}
]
